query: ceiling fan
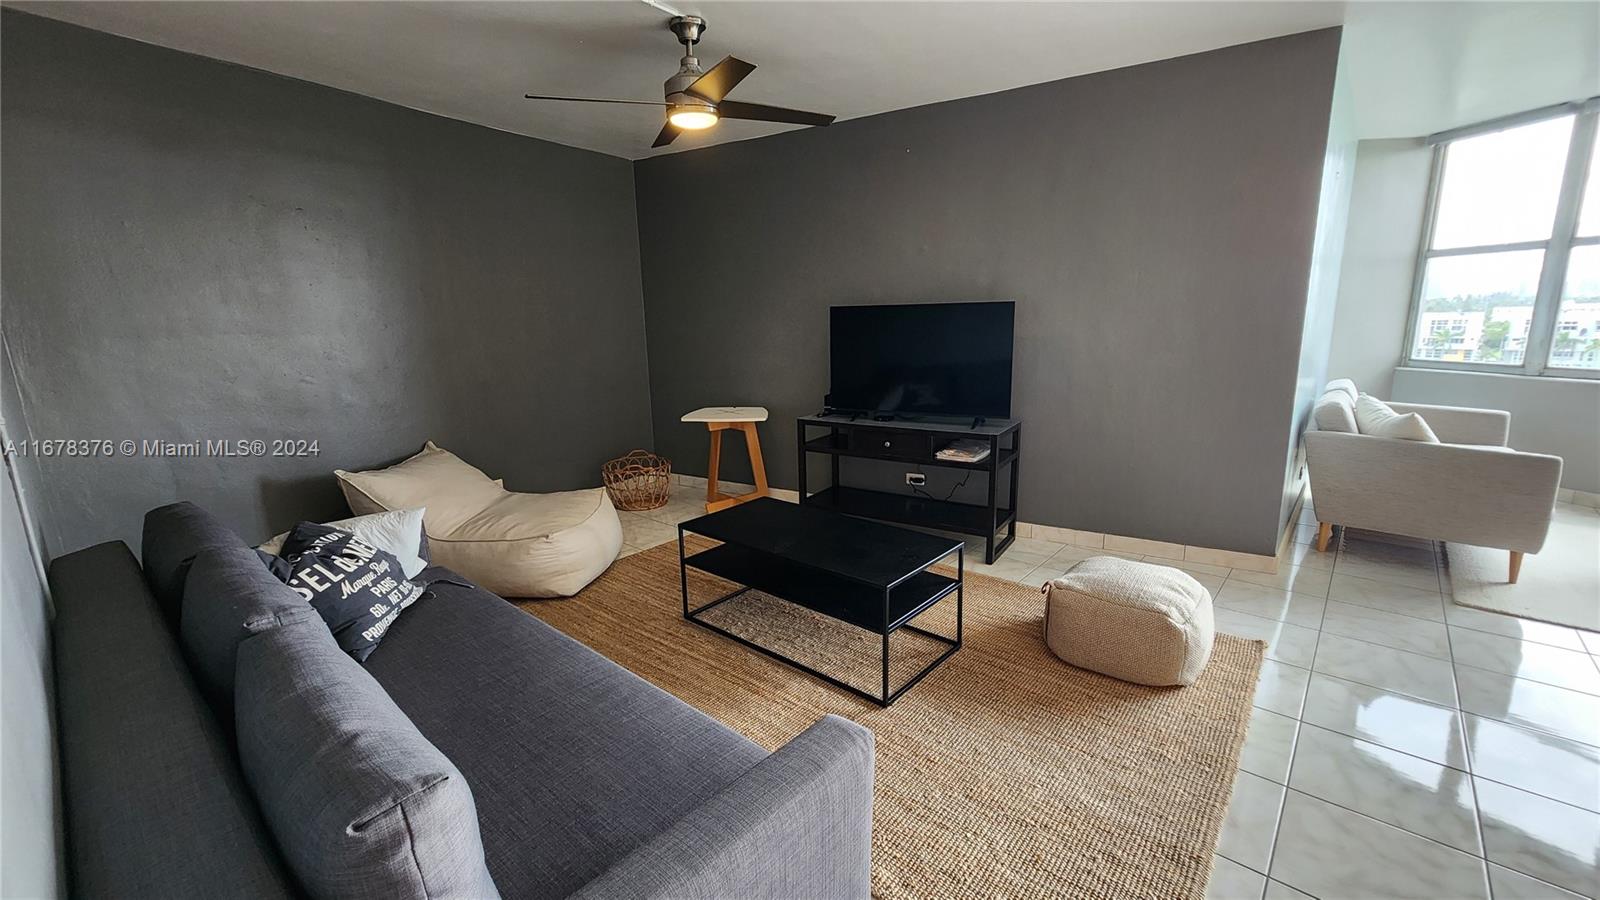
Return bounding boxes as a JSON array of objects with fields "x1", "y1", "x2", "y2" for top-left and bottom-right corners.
[{"x1": 524, "y1": 15, "x2": 836, "y2": 149}]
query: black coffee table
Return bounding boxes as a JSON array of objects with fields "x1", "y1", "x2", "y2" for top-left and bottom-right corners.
[{"x1": 678, "y1": 498, "x2": 963, "y2": 706}]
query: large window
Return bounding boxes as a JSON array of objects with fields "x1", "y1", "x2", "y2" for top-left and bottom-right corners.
[{"x1": 1408, "y1": 101, "x2": 1600, "y2": 375}]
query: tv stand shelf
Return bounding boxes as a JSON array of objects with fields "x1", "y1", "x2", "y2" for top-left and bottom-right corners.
[{"x1": 796, "y1": 414, "x2": 1021, "y2": 563}]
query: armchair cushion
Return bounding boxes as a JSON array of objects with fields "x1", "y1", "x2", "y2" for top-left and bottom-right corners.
[
  {"x1": 1325, "y1": 378, "x2": 1359, "y2": 404},
  {"x1": 1313, "y1": 392, "x2": 1358, "y2": 433},
  {"x1": 1355, "y1": 395, "x2": 1439, "y2": 443}
]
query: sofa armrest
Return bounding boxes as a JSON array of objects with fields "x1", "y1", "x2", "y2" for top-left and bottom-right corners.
[
  {"x1": 570, "y1": 715, "x2": 874, "y2": 900},
  {"x1": 1385, "y1": 402, "x2": 1509, "y2": 446},
  {"x1": 1305, "y1": 432, "x2": 1562, "y2": 552}
]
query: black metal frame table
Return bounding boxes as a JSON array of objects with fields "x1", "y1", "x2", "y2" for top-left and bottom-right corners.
[{"x1": 678, "y1": 498, "x2": 963, "y2": 706}]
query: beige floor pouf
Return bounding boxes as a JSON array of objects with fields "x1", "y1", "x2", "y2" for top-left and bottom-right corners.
[{"x1": 1042, "y1": 556, "x2": 1215, "y2": 686}]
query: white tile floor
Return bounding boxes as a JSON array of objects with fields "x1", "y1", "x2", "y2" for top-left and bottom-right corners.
[{"x1": 615, "y1": 494, "x2": 1600, "y2": 900}]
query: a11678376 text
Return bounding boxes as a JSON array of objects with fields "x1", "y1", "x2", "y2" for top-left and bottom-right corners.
[{"x1": 3, "y1": 438, "x2": 321, "y2": 458}]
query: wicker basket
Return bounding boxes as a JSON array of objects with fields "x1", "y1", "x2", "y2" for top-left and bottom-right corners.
[{"x1": 602, "y1": 450, "x2": 672, "y2": 511}]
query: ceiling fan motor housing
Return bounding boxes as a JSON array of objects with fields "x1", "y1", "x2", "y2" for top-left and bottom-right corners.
[{"x1": 665, "y1": 16, "x2": 714, "y2": 115}]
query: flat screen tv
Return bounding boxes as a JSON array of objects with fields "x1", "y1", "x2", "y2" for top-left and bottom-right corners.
[{"x1": 829, "y1": 301, "x2": 1015, "y2": 420}]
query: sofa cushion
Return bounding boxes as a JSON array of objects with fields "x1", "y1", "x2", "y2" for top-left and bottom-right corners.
[
  {"x1": 1312, "y1": 392, "x2": 1358, "y2": 433},
  {"x1": 362, "y1": 575, "x2": 767, "y2": 898},
  {"x1": 336, "y1": 442, "x2": 504, "y2": 533},
  {"x1": 180, "y1": 545, "x2": 319, "y2": 717},
  {"x1": 1324, "y1": 378, "x2": 1359, "y2": 404},
  {"x1": 1356, "y1": 394, "x2": 1440, "y2": 443},
  {"x1": 259, "y1": 507, "x2": 428, "y2": 579},
  {"x1": 142, "y1": 501, "x2": 251, "y2": 626},
  {"x1": 236, "y1": 616, "x2": 500, "y2": 900},
  {"x1": 51, "y1": 542, "x2": 298, "y2": 899},
  {"x1": 266, "y1": 523, "x2": 426, "y2": 661}
]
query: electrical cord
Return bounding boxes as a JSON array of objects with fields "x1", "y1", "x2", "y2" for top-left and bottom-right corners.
[{"x1": 911, "y1": 467, "x2": 973, "y2": 502}]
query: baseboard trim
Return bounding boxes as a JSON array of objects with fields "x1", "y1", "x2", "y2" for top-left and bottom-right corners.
[{"x1": 1558, "y1": 487, "x2": 1600, "y2": 509}]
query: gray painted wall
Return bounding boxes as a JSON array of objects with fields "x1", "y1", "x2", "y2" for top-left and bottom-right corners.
[
  {"x1": 1, "y1": 11, "x2": 654, "y2": 554},
  {"x1": 635, "y1": 29, "x2": 1342, "y2": 555},
  {"x1": 1328, "y1": 136, "x2": 1600, "y2": 493},
  {"x1": 1, "y1": 336, "x2": 61, "y2": 899}
]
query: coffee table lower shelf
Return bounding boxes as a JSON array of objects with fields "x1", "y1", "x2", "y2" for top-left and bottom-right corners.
[{"x1": 679, "y1": 539, "x2": 963, "y2": 706}]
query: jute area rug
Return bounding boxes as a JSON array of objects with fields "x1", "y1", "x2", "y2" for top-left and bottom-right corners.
[
  {"x1": 517, "y1": 540, "x2": 1266, "y2": 900},
  {"x1": 1445, "y1": 503, "x2": 1600, "y2": 632}
]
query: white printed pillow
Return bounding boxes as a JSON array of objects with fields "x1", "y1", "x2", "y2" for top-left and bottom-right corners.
[
  {"x1": 1354, "y1": 394, "x2": 1439, "y2": 443},
  {"x1": 260, "y1": 507, "x2": 427, "y2": 579}
]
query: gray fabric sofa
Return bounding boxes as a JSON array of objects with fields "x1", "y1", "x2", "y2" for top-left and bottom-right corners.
[
  {"x1": 51, "y1": 501, "x2": 874, "y2": 899},
  {"x1": 1305, "y1": 380, "x2": 1563, "y2": 582}
]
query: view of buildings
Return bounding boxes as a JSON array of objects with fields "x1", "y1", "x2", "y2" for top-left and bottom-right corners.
[{"x1": 1413, "y1": 299, "x2": 1600, "y2": 368}]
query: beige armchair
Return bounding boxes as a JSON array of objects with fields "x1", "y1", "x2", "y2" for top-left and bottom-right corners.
[{"x1": 1304, "y1": 381, "x2": 1563, "y2": 583}]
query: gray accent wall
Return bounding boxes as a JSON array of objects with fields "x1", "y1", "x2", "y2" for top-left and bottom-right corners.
[
  {"x1": 1, "y1": 11, "x2": 654, "y2": 554},
  {"x1": 635, "y1": 29, "x2": 1342, "y2": 555}
]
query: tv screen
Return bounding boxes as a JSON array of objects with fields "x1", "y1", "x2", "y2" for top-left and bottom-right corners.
[{"x1": 829, "y1": 301, "x2": 1015, "y2": 419}]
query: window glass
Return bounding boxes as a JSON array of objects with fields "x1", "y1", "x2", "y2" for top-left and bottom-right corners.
[
  {"x1": 1551, "y1": 244, "x2": 1600, "y2": 369},
  {"x1": 1577, "y1": 138, "x2": 1600, "y2": 238},
  {"x1": 1431, "y1": 116, "x2": 1573, "y2": 249},
  {"x1": 1412, "y1": 250, "x2": 1545, "y2": 364}
]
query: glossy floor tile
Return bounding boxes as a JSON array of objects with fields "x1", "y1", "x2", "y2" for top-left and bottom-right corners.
[
  {"x1": 1253, "y1": 660, "x2": 1312, "y2": 718},
  {"x1": 1299, "y1": 672, "x2": 1468, "y2": 770},
  {"x1": 1475, "y1": 777, "x2": 1600, "y2": 897},
  {"x1": 1287, "y1": 723, "x2": 1481, "y2": 854},
  {"x1": 1319, "y1": 600, "x2": 1452, "y2": 659},
  {"x1": 1449, "y1": 626, "x2": 1600, "y2": 696},
  {"x1": 1206, "y1": 854, "x2": 1267, "y2": 900},
  {"x1": 1326, "y1": 572, "x2": 1447, "y2": 622},
  {"x1": 1445, "y1": 603, "x2": 1588, "y2": 652},
  {"x1": 1464, "y1": 714, "x2": 1600, "y2": 813},
  {"x1": 1213, "y1": 608, "x2": 1320, "y2": 668},
  {"x1": 1239, "y1": 708, "x2": 1298, "y2": 784},
  {"x1": 1214, "y1": 581, "x2": 1327, "y2": 628},
  {"x1": 1454, "y1": 664, "x2": 1600, "y2": 747},
  {"x1": 1269, "y1": 791, "x2": 1489, "y2": 900},
  {"x1": 1487, "y1": 862, "x2": 1589, "y2": 899},
  {"x1": 1218, "y1": 771, "x2": 1284, "y2": 872},
  {"x1": 1312, "y1": 633, "x2": 1458, "y2": 706}
]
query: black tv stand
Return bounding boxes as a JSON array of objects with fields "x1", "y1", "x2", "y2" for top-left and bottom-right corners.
[{"x1": 796, "y1": 413, "x2": 1021, "y2": 563}]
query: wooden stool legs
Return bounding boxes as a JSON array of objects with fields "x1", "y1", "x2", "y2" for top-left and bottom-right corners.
[
  {"x1": 1315, "y1": 521, "x2": 1333, "y2": 552},
  {"x1": 703, "y1": 421, "x2": 769, "y2": 513}
]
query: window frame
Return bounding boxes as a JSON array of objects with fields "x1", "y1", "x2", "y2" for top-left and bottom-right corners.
[{"x1": 1402, "y1": 98, "x2": 1600, "y2": 379}]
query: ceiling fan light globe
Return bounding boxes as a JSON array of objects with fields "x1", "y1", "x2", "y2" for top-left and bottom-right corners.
[{"x1": 668, "y1": 109, "x2": 718, "y2": 130}]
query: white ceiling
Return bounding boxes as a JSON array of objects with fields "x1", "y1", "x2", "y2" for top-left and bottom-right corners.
[
  {"x1": 7, "y1": 2, "x2": 1595, "y2": 159},
  {"x1": 5, "y1": 0, "x2": 1344, "y2": 159},
  {"x1": 1340, "y1": 1, "x2": 1600, "y2": 140}
]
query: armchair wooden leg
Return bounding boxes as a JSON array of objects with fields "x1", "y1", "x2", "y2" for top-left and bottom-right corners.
[
  {"x1": 1509, "y1": 551, "x2": 1524, "y2": 584},
  {"x1": 1315, "y1": 521, "x2": 1333, "y2": 552}
]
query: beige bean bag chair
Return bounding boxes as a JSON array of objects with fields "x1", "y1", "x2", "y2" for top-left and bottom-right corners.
[
  {"x1": 336, "y1": 442, "x2": 622, "y2": 598},
  {"x1": 1042, "y1": 556, "x2": 1214, "y2": 686}
]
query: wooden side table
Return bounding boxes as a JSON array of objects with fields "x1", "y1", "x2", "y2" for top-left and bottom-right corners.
[{"x1": 681, "y1": 407, "x2": 770, "y2": 513}]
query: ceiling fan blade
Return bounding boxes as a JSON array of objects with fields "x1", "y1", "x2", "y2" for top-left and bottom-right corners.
[
  {"x1": 651, "y1": 121, "x2": 682, "y2": 148},
  {"x1": 716, "y1": 100, "x2": 835, "y2": 127},
  {"x1": 524, "y1": 94, "x2": 669, "y2": 107},
  {"x1": 684, "y1": 56, "x2": 756, "y2": 103}
]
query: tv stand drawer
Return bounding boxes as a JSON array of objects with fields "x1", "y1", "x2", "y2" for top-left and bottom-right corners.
[{"x1": 847, "y1": 428, "x2": 932, "y2": 458}]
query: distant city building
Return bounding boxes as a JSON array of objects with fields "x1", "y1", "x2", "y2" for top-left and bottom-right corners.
[{"x1": 1413, "y1": 302, "x2": 1600, "y2": 366}]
